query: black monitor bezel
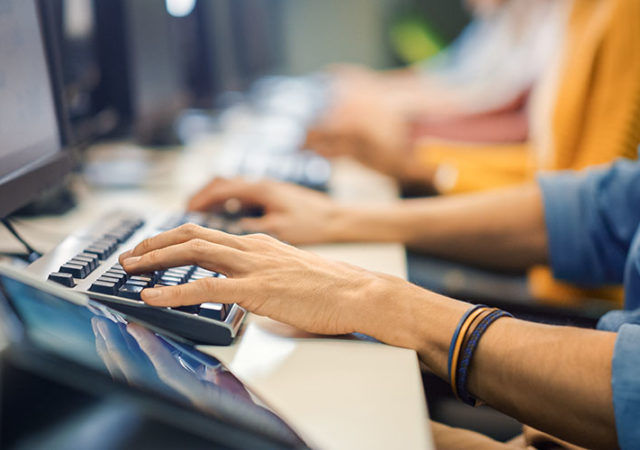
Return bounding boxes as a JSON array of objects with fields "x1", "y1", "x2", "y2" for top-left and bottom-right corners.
[{"x1": 0, "y1": 0, "x2": 74, "y2": 219}]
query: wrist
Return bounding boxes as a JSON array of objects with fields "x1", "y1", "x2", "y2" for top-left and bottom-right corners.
[
  {"x1": 354, "y1": 275, "x2": 469, "y2": 379},
  {"x1": 330, "y1": 204, "x2": 412, "y2": 243}
]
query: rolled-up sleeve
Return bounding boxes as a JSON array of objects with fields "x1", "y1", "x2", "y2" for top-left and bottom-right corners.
[
  {"x1": 610, "y1": 324, "x2": 640, "y2": 449},
  {"x1": 538, "y1": 159, "x2": 640, "y2": 286}
]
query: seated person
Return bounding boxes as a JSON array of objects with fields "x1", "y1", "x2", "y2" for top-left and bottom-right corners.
[
  {"x1": 307, "y1": 0, "x2": 640, "y2": 195},
  {"x1": 322, "y1": 0, "x2": 562, "y2": 146},
  {"x1": 309, "y1": 0, "x2": 640, "y2": 307},
  {"x1": 119, "y1": 159, "x2": 640, "y2": 448}
]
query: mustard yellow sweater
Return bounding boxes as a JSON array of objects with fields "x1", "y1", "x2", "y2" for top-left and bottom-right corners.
[{"x1": 415, "y1": 0, "x2": 640, "y2": 304}]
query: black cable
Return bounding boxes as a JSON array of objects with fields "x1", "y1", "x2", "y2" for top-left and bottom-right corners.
[{"x1": 1, "y1": 218, "x2": 41, "y2": 262}]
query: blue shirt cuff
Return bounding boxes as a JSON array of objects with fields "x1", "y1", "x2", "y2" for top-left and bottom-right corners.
[
  {"x1": 611, "y1": 324, "x2": 640, "y2": 449},
  {"x1": 538, "y1": 173, "x2": 587, "y2": 283}
]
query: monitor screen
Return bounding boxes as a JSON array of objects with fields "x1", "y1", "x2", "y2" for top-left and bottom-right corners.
[
  {"x1": 0, "y1": 0, "x2": 61, "y2": 181},
  {"x1": 0, "y1": 0, "x2": 72, "y2": 218},
  {"x1": 122, "y1": 0, "x2": 187, "y2": 143},
  {"x1": 58, "y1": 0, "x2": 102, "y2": 130},
  {"x1": 0, "y1": 268, "x2": 307, "y2": 447}
]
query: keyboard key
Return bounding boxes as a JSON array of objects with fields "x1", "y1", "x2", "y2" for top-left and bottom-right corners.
[
  {"x1": 75, "y1": 254, "x2": 98, "y2": 271},
  {"x1": 126, "y1": 280, "x2": 148, "y2": 289},
  {"x1": 107, "y1": 268, "x2": 127, "y2": 276},
  {"x1": 173, "y1": 305, "x2": 199, "y2": 314},
  {"x1": 59, "y1": 263, "x2": 86, "y2": 279},
  {"x1": 94, "y1": 239, "x2": 117, "y2": 253},
  {"x1": 189, "y1": 274, "x2": 211, "y2": 281},
  {"x1": 48, "y1": 272, "x2": 76, "y2": 287},
  {"x1": 199, "y1": 302, "x2": 226, "y2": 321},
  {"x1": 140, "y1": 272, "x2": 160, "y2": 283},
  {"x1": 161, "y1": 274, "x2": 184, "y2": 284},
  {"x1": 69, "y1": 259, "x2": 91, "y2": 277},
  {"x1": 89, "y1": 281, "x2": 117, "y2": 295},
  {"x1": 84, "y1": 246, "x2": 108, "y2": 259},
  {"x1": 129, "y1": 276, "x2": 152, "y2": 286},
  {"x1": 118, "y1": 283, "x2": 145, "y2": 301},
  {"x1": 98, "y1": 275, "x2": 124, "y2": 287},
  {"x1": 104, "y1": 229, "x2": 130, "y2": 243},
  {"x1": 167, "y1": 267, "x2": 191, "y2": 276}
]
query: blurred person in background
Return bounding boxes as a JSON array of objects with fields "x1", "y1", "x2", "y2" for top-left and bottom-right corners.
[
  {"x1": 313, "y1": 0, "x2": 564, "y2": 159},
  {"x1": 306, "y1": 0, "x2": 639, "y2": 195},
  {"x1": 303, "y1": 0, "x2": 640, "y2": 307}
]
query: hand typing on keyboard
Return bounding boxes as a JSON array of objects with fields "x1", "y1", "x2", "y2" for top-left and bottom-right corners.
[
  {"x1": 119, "y1": 223, "x2": 398, "y2": 336},
  {"x1": 187, "y1": 178, "x2": 343, "y2": 246}
]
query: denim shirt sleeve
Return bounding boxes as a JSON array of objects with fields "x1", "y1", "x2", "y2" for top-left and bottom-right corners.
[
  {"x1": 594, "y1": 322, "x2": 640, "y2": 449},
  {"x1": 538, "y1": 159, "x2": 640, "y2": 286}
]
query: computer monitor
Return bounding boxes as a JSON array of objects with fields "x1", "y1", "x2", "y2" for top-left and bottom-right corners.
[
  {"x1": 42, "y1": 0, "x2": 191, "y2": 146},
  {"x1": 230, "y1": 0, "x2": 283, "y2": 84},
  {"x1": 119, "y1": 0, "x2": 189, "y2": 144},
  {"x1": 197, "y1": 0, "x2": 253, "y2": 96},
  {"x1": 0, "y1": 0, "x2": 74, "y2": 219}
]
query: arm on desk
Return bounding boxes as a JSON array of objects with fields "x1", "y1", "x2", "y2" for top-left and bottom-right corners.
[
  {"x1": 188, "y1": 178, "x2": 547, "y2": 272},
  {"x1": 119, "y1": 228, "x2": 616, "y2": 449}
]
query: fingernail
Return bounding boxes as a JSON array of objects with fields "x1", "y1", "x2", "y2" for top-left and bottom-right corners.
[
  {"x1": 142, "y1": 288, "x2": 162, "y2": 299},
  {"x1": 122, "y1": 256, "x2": 141, "y2": 266},
  {"x1": 120, "y1": 250, "x2": 132, "y2": 260}
]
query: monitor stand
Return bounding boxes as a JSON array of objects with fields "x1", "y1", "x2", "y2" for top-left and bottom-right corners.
[{"x1": 14, "y1": 181, "x2": 77, "y2": 217}]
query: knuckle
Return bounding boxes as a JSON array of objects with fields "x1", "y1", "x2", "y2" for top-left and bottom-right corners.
[
  {"x1": 146, "y1": 249, "x2": 161, "y2": 265},
  {"x1": 138, "y1": 238, "x2": 153, "y2": 254},
  {"x1": 188, "y1": 239, "x2": 211, "y2": 260},
  {"x1": 250, "y1": 232, "x2": 273, "y2": 242},
  {"x1": 202, "y1": 276, "x2": 218, "y2": 291},
  {"x1": 179, "y1": 222, "x2": 200, "y2": 237},
  {"x1": 171, "y1": 285, "x2": 185, "y2": 301}
]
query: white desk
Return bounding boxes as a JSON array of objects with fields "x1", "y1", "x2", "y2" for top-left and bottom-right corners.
[{"x1": 0, "y1": 140, "x2": 432, "y2": 449}]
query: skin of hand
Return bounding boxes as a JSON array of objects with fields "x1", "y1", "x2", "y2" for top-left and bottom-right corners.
[
  {"x1": 119, "y1": 225, "x2": 386, "y2": 336},
  {"x1": 188, "y1": 178, "x2": 346, "y2": 245},
  {"x1": 304, "y1": 69, "x2": 422, "y2": 182},
  {"x1": 118, "y1": 224, "x2": 618, "y2": 449},
  {"x1": 188, "y1": 178, "x2": 548, "y2": 272}
]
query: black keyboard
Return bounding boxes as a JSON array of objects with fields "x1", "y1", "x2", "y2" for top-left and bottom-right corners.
[{"x1": 27, "y1": 211, "x2": 247, "y2": 346}]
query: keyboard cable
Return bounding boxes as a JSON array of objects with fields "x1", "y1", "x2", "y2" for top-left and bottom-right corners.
[{"x1": 1, "y1": 217, "x2": 42, "y2": 263}]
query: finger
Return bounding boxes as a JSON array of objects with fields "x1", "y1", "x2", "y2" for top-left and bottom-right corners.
[
  {"x1": 119, "y1": 223, "x2": 244, "y2": 262},
  {"x1": 140, "y1": 277, "x2": 242, "y2": 308},
  {"x1": 121, "y1": 239, "x2": 249, "y2": 275},
  {"x1": 187, "y1": 178, "x2": 271, "y2": 212}
]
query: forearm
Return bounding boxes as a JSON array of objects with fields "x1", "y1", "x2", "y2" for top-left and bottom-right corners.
[
  {"x1": 359, "y1": 281, "x2": 617, "y2": 449},
  {"x1": 468, "y1": 319, "x2": 617, "y2": 449},
  {"x1": 333, "y1": 183, "x2": 548, "y2": 271}
]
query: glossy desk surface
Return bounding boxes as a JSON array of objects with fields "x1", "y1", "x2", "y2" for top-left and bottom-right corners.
[{"x1": 0, "y1": 138, "x2": 432, "y2": 449}]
